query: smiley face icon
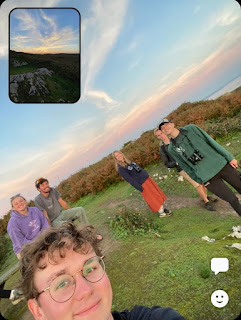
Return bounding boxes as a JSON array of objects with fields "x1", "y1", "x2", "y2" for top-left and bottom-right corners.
[{"x1": 211, "y1": 290, "x2": 229, "y2": 308}]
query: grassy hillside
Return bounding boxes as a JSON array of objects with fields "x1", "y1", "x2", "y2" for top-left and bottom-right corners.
[
  {"x1": 55, "y1": 88, "x2": 241, "y2": 204},
  {"x1": 9, "y1": 50, "x2": 80, "y2": 103},
  {"x1": 1, "y1": 136, "x2": 241, "y2": 319},
  {"x1": 1, "y1": 89, "x2": 240, "y2": 232}
]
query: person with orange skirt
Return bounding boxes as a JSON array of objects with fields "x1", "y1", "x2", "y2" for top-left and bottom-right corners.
[{"x1": 112, "y1": 150, "x2": 172, "y2": 217}]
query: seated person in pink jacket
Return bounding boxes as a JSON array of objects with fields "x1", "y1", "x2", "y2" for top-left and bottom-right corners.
[{"x1": 7, "y1": 194, "x2": 49, "y2": 259}]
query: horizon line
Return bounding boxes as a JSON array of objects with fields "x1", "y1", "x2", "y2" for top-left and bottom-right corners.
[{"x1": 10, "y1": 50, "x2": 80, "y2": 55}]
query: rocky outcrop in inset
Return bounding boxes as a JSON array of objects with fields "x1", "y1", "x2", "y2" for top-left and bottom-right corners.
[
  {"x1": 10, "y1": 68, "x2": 54, "y2": 102},
  {"x1": 12, "y1": 59, "x2": 28, "y2": 67}
]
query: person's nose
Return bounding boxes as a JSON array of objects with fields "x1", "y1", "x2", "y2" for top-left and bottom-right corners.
[{"x1": 73, "y1": 272, "x2": 93, "y2": 301}]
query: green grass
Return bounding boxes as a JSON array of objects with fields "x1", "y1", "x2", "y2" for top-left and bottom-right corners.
[
  {"x1": 10, "y1": 64, "x2": 37, "y2": 75},
  {"x1": 45, "y1": 73, "x2": 79, "y2": 102},
  {"x1": 0, "y1": 234, "x2": 19, "y2": 275},
  {"x1": 14, "y1": 73, "x2": 79, "y2": 103},
  {"x1": 1, "y1": 134, "x2": 241, "y2": 320},
  {"x1": 107, "y1": 208, "x2": 241, "y2": 320}
]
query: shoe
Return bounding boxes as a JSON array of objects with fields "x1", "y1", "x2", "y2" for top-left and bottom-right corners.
[
  {"x1": 10, "y1": 289, "x2": 24, "y2": 305},
  {"x1": 207, "y1": 196, "x2": 218, "y2": 203},
  {"x1": 205, "y1": 201, "x2": 216, "y2": 211},
  {"x1": 158, "y1": 205, "x2": 164, "y2": 214},
  {"x1": 159, "y1": 209, "x2": 172, "y2": 217}
]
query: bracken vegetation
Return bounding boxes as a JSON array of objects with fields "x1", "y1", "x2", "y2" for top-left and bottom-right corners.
[{"x1": 56, "y1": 89, "x2": 241, "y2": 203}]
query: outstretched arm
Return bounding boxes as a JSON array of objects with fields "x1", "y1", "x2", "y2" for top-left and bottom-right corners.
[
  {"x1": 58, "y1": 197, "x2": 70, "y2": 210},
  {"x1": 42, "y1": 210, "x2": 51, "y2": 226}
]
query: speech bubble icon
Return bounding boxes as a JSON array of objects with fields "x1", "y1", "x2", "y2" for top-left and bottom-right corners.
[{"x1": 211, "y1": 258, "x2": 229, "y2": 275}]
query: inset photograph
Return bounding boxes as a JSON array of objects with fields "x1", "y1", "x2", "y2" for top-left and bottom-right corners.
[{"x1": 9, "y1": 8, "x2": 80, "y2": 103}]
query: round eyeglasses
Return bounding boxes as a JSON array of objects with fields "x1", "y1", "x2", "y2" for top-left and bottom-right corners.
[{"x1": 36, "y1": 256, "x2": 105, "y2": 303}]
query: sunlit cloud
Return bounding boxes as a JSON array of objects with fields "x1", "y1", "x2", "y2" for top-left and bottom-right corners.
[
  {"x1": 10, "y1": 7, "x2": 79, "y2": 54},
  {"x1": 84, "y1": 90, "x2": 120, "y2": 109},
  {"x1": 206, "y1": 7, "x2": 240, "y2": 30},
  {"x1": 0, "y1": 0, "x2": 61, "y2": 58},
  {"x1": 81, "y1": 0, "x2": 129, "y2": 109},
  {"x1": 0, "y1": 170, "x2": 35, "y2": 200},
  {"x1": 103, "y1": 38, "x2": 241, "y2": 140}
]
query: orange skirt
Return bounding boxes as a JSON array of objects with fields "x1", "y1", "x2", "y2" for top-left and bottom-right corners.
[{"x1": 141, "y1": 177, "x2": 167, "y2": 212}]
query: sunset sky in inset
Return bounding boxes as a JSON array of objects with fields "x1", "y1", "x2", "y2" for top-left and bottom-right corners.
[{"x1": 10, "y1": 8, "x2": 79, "y2": 54}]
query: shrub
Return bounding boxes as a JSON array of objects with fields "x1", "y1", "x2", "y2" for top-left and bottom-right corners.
[
  {"x1": 199, "y1": 265, "x2": 211, "y2": 279},
  {"x1": 0, "y1": 235, "x2": 7, "y2": 262},
  {"x1": 109, "y1": 207, "x2": 159, "y2": 239}
]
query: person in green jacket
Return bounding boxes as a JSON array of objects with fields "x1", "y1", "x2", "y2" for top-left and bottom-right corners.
[{"x1": 158, "y1": 119, "x2": 241, "y2": 217}]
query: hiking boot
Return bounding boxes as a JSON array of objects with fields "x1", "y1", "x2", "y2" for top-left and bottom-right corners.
[
  {"x1": 10, "y1": 289, "x2": 24, "y2": 305},
  {"x1": 207, "y1": 196, "x2": 218, "y2": 203},
  {"x1": 205, "y1": 201, "x2": 216, "y2": 211}
]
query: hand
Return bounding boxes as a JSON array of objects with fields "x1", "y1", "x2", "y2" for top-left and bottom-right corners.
[{"x1": 229, "y1": 159, "x2": 238, "y2": 169}]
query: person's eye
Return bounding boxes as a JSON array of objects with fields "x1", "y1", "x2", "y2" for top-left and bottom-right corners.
[
  {"x1": 85, "y1": 266, "x2": 96, "y2": 274},
  {"x1": 54, "y1": 279, "x2": 71, "y2": 291}
]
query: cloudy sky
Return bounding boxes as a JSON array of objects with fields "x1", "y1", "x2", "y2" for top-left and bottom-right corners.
[
  {"x1": 10, "y1": 8, "x2": 79, "y2": 54},
  {"x1": 0, "y1": 0, "x2": 241, "y2": 217}
]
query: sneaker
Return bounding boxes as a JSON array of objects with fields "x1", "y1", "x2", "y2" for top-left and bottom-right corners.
[
  {"x1": 207, "y1": 196, "x2": 218, "y2": 203},
  {"x1": 159, "y1": 209, "x2": 172, "y2": 217},
  {"x1": 10, "y1": 289, "x2": 24, "y2": 305},
  {"x1": 158, "y1": 205, "x2": 164, "y2": 214},
  {"x1": 205, "y1": 201, "x2": 216, "y2": 211}
]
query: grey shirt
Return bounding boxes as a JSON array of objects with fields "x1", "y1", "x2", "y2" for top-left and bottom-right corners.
[{"x1": 34, "y1": 187, "x2": 62, "y2": 222}]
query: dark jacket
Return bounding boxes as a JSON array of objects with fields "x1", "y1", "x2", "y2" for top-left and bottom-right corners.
[
  {"x1": 112, "y1": 305, "x2": 186, "y2": 320},
  {"x1": 117, "y1": 163, "x2": 149, "y2": 192},
  {"x1": 159, "y1": 143, "x2": 182, "y2": 172}
]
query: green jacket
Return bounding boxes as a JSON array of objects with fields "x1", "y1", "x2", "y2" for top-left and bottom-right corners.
[{"x1": 168, "y1": 124, "x2": 234, "y2": 183}]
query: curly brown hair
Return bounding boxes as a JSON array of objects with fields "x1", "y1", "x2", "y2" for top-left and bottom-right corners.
[{"x1": 20, "y1": 222, "x2": 102, "y2": 301}]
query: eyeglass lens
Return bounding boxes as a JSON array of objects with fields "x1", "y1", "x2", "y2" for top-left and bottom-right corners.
[{"x1": 49, "y1": 256, "x2": 105, "y2": 303}]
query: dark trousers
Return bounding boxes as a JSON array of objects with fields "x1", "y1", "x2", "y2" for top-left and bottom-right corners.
[
  {"x1": 0, "y1": 289, "x2": 11, "y2": 299},
  {"x1": 0, "y1": 283, "x2": 10, "y2": 320},
  {"x1": 205, "y1": 164, "x2": 241, "y2": 216},
  {"x1": 0, "y1": 313, "x2": 8, "y2": 320}
]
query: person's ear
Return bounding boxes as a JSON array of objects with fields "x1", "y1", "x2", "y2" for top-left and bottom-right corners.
[{"x1": 28, "y1": 299, "x2": 46, "y2": 320}]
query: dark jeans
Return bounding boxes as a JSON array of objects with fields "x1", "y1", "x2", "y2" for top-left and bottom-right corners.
[
  {"x1": 0, "y1": 283, "x2": 10, "y2": 320},
  {"x1": 0, "y1": 313, "x2": 8, "y2": 320},
  {"x1": 0, "y1": 289, "x2": 11, "y2": 299},
  {"x1": 204, "y1": 164, "x2": 241, "y2": 216}
]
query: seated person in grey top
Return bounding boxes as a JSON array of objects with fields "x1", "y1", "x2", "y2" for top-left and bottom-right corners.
[
  {"x1": 34, "y1": 178, "x2": 103, "y2": 240},
  {"x1": 20, "y1": 222, "x2": 186, "y2": 320}
]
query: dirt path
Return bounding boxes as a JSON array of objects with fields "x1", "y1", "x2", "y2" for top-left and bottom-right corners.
[{"x1": 101, "y1": 192, "x2": 241, "y2": 217}]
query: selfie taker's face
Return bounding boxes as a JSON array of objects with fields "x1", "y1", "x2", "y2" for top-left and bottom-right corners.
[{"x1": 28, "y1": 248, "x2": 113, "y2": 320}]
